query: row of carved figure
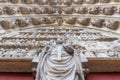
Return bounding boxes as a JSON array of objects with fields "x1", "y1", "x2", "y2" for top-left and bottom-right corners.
[
  {"x1": 1, "y1": 38, "x2": 44, "y2": 46},
  {"x1": 0, "y1": 17, "x2": 119, "y2": 30},
  {"x1": 0, "y1": 48, "x2": 37, "y2": 58},
  {"x1": 0, "y1": 6, "x2": 120, "y2": 15},
  {"x1": 0, "y1": 0, "x2": 119, "y2": 4}
]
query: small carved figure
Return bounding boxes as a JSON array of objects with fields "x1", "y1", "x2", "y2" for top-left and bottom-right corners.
[
  {"x1": 91, "y1": 19, "x2": 105, "y2": 28},
  {"x1": 75, "y1": 7, "x2": 88, "y2": 14},
  {"x1": 0, "y1": 20, "x2": 15, "y2": 29},
  {"x1": 44, "y1": 7, "x2": 56, "y2": 14},
  {"x1": 64, "y1": 7, "x2": 74, "y2": 14},
  {"x1": 77, "y1": 18, "x2": 91, "y2": 26},
  {"x1": 48, "y1": 0, "x2": 57, "y2": 5},
  {"x1": 74, "y1": 0, "x2": 83, "y2": 4},
  {"x1": 89, "y1": 7, "x2": 100, "y2": 15},
  {"x1": 57, "y1": 17, "x2": 63, "y2": 26},
  {"x1": 30, "y1": 18, "x2": 42, "y2": 25},
  {"x1": 114, "y1": 0, "x2": 120, "y2": 2},
  {"x1": 18, "y1": 7, "x2": 31, "y2": 15},
  {"x1": 57, "y1": 7, "x2": 63, "y2": 14},
  {"x1": 64, "y1": 0, "x2": 72, "y2": 5},
  {"x1": 85, "y1": 0, "x2": 98, "y2": 4},
  {"x1": 32, "y1": 7, "x2": 43, "y2": 14},
  {"x1": 107, "y1": 21, "x2": 119, "y2": 30},
  {"x1": 9, "y1": 0, "x2": 20, "y2": 3},
  {"x1": 43, "y1": 17, "x2": 56, "y2": 24},
  {"x1": 99, "y1": 0, "x2": 111, "y2": 3},
  {"x1": 0, "y1": 0, "x2": 7, "y2": 3},
  {"x1": 3, "y1": 7, "x2": 16, "y2": 15},
  {"x1": 15, "y1": 19, "x2": 29, "y2": 27},
  {"x1": 65, "y1": 17, "x2": 77, "y2": 25},
  {"x1": 37, "y1": 0, "x2": 48, "y2": 5},
  {"x1": 103, "y1": 6, "x2": 117, "y2": 15},
  {"x1": 22, "y1": 0, "x2": 34, "y2": 4}
]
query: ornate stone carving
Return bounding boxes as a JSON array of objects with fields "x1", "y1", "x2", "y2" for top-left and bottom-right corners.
[
  {"x1": 36, "y1": 44, "x2": 86, "y2": 80},
  {"x1": 64, "y1": 0, "x2": 72, "y2": 5},
  {"x1": 77, "y1": 18, "x2": 91, "y2": 26},
  {"x1": 43, "y1": 17, "x2": 56, "y2": 24},
  {"x1": 103, "y1": 6, "x2": 117, "y2": 15},
  {"x1": 85, "y1": 0, "x2": 98, "y2": 4},
  {"x1": 65, "y1": 17, "x2": 77, "y2": 25},
  {"x1": 99, "y1": 0, "x2": 111, "y2": 3},
  {"x1": 57, "y1": 7, "x2": 63, "y2": 14},
  {"x1": 15, "y1": 19, "x2": 29, "y2": 27},
  {"x1": 37, "y1": 0, "x2": 47, "y2": 5},
  {"x1": 30, "y1": 18, "x2": 42, "y2": 25},
  {"x1": 57, "y1": 17, "x2": 63, "y2": 26},
  {"x1": 91, "y1": 19, "x2": 105, "y2": 28},
  {"x1": 9, "y1": 0, "x2": 20, "y2": 3},
  {"x1": 18, "y1": 7, "x2": 31, "y2": 15},
  {"x1": 0, "y1": 20, "x2": 15, "y2": 29},
  {"x1": 74, "y1": 0, "x2": 83, "y2": 4},
  {"x1": 3, "y1": 7, "x2": 16, "y2": 15},
  {"x1": 22, "y1": 0, "x2": 34, "y2": 4},
  {"x1": 107, "y1": 21, "x2": 119, "y2": 30},
  {"x1": 44, "y1": 7, "x2": 56, "y2": 14},
  {"x1": 48, "y1": 0, "x2": 57, "y2": 5},
  {"x1": 75, "y1": 7, "x2": 88, "y2": 14},
  {"x1": 89, "y1": 7, "x2": 100, "y2": 15},
  {"x1": 0, "y1": 0, "x2": 7, "y2": 3},
  {"x1": 32, "y1": 7, "x2": 43, "y2": 14},
  {"x1": 64, "y1": 7, "x2": 74, "y2": 14}
]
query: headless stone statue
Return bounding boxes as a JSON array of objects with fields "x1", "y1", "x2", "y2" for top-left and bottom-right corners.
[{"x1": 36, "y1": 43, "x2": 85, "y2": 80}]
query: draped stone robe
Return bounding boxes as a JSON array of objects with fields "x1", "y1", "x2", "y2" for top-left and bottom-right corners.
[{"x1": 36, "y1": 44, "x2": 85, "y2": 80}]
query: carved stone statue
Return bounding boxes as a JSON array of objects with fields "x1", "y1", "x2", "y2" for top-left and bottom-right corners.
[
  {"x1": 107, "y1": 21, "x2": 119, "y2": 30},
  {"x1": 43, "y1": 17, "x2": 56, "y2": 24},
  {"x1": 48, "y1": 0, "x2": 57, "y2": 5},
  {"x1": 0, "y1": 20, "x2": 15, "y2": 29},
  {"x1": 64, "y1": 7, "x2": 74, "y2": 14},
  {"x1": 64, "y1": 0, "x2": 72, "y2": 5},
  {"x1": 103, "y1": 6, "x2": 117, "y2": 15},
  {"x1": 3, "y1": 7, "x2": 16, "y2": 15},
  {"x1": 36, "y1": 43, "x2": 85, "y2": 80},
  {"x1": 99, "y1": 0, "x2": 111, "y2": 3},
  {"x1": 65, "y1": 17, "x2": 77, "y2": 25},
  {"x1": 74, "y1": 0, "x2": 83, "y2": 4},
  {"x1": 15, "y1": 19, "x2": 29, "y2": 27},
  {"x1": 44, "y1": 7, "x2": 56, "y2": 14},
  {"x1": 37, "y1": 0, "x2": 48, "y2": 5},
  {"x1": 30, "y1": 18, "x2": 42, "y2": 25},
  {"x1": 77, "y1": 18, "x2": 91, "y2": 26},
  {"x1": 0, "y1": 0, "x2": 7, "y2": 3},
  {"x1": 89, "y1": 7, "x2": 100, "y2": 15},
  {"x1": 22, "y1": 0, "x2": 34, "y2": 4},
  {"x1": 75, "y1": 7, "x2": 88, "y2": 14},
  {"x1": 9, "y1": 0, "x2": 20, "y2": 3},
  {"x1": 91, "y1": 19, "x2": 105, "y2": 28},
  {"x1": 85, "y1": 0, "x2": 98, "y2": 4},
  {"x1": 18, "y1": 7, "x2": 31, "y2": 15},
  {"x1": 32, "y1": 7, "x2": 43, "y2": 14}
]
